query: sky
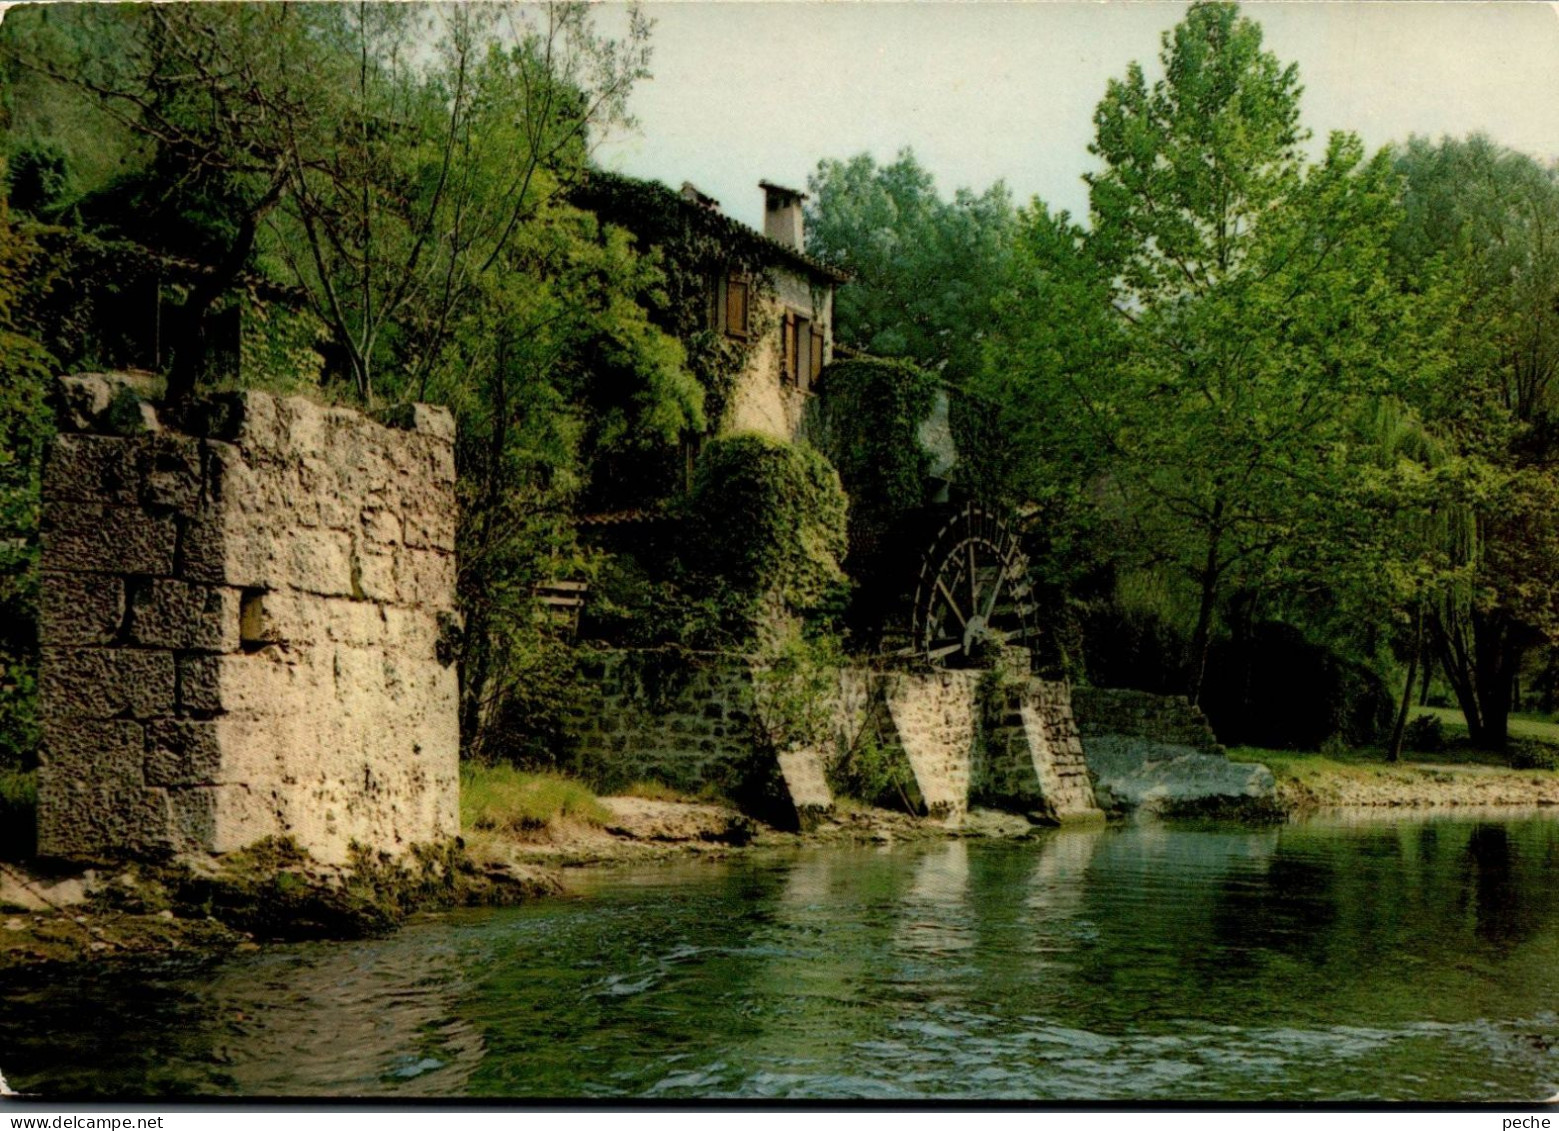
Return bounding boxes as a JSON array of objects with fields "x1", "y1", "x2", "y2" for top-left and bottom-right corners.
[{"x1": 591, "y1": 1, "x2": 1559, "y2": 233}]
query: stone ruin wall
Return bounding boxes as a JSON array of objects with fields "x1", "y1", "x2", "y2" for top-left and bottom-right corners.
[
  {"x1": 1068, "y1": 686, "x2": 1225, "y2": 754},
  {"x1": 563, "y1": 650, "x2": 764, "y2": 797},
  {"x1": 561, "y1": 649, "x2": 1103, "y2": 826},
  {"x1": 37, "y1": 374, "x2": 460, "y2": 865}
]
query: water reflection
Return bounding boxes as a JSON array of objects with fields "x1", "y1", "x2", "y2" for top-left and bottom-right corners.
[{"x1": 5, "y1": 813, "x2": 1559, "y2": 1100}]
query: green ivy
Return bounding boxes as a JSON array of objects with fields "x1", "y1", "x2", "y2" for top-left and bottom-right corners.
[
  {"x1": 684, "y1": 431, "x2": 849, "y2": 638},
  {"x1": 570, "y1": 172, "x2": 780, "y2": 430},
  {"x1": 810, "y1": 356, "x2": 940, "y2": 520}
]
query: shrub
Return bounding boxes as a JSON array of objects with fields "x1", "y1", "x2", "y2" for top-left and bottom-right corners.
[
  {"x1": 1508, "y1": 740, "x2": 1559, "y2": 771},
  {"x1": 828, "y1": 731, "x2": 921, "y2": 814},
  {"x1": 1200, "y1": 621, "x2": 1394, "y2": 750},
  {"x1": 0, "y1": 768, "x2": 36, "y2": 860}
]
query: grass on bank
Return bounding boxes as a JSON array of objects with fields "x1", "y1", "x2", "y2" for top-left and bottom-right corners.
[
  {"x1": 1414, "y1": 706, "x2": 1559, "y2": 746},
  {"x1": 459, "y1": 763, "x2": 610, "y2": 836}
]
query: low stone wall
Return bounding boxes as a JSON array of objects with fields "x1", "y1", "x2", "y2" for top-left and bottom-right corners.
[
  {"x1": 561, "y1": 649, "x2": 1103, "y2": 826},
  {"x1": 564, "y1": 650, "x2": 767, "y2": 799},
  {"x1": 37, "y1": 374, "x2": 460, "y2": 864},
  {"x1": 1070, "y1": 687, "x2": 1224, "y2": 753},
  {"x1": 1068, "y1": 686, "x2": 1279, "y2": 816}
]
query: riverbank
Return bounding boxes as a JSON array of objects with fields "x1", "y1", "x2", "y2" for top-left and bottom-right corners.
[
  {"x1": 1229, "y1": 747, "x2": 1559, "y2": 812},
  {"x1": 8, "y1": 752, "x2": 1559, "y2": 974}
]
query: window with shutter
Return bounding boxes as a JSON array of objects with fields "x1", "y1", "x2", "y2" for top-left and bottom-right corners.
[
  {"x1": 782, "y1": 313, "x2": 799, "y2": 384},
  {"x1": 724, "y1": 277, "x2": 750, "y2": 339},
  {"x1": 810, "y1": 327, "x2": 825, "y2": 384}
]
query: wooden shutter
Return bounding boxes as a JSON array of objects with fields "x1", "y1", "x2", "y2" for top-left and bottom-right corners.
[
  {"x1": 810, "y1": 327, "x2": 825, "y2": 383},
  {"x1": 725, "y1": 277, "x2": 749, "y2": 339},
  {"x1": 782, "y1": 313, "x2": 799, "y2": 384}
]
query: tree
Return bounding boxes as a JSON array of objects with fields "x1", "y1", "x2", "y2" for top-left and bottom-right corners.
[
  {"x1": 804, "y1": 149, "x2": 1017, "y2": 388},
  {"x1": 1076, "y1": 1, "x2": 1412, "y2": 703},
  {"x1": 4, "y1": 2, "x2": 652, "y2": 405},
  {"x1": 1386, "y1": 135, "x2": 1559, "y2": 748}
]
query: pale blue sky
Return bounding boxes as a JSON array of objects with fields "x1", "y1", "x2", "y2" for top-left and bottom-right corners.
[{"x1": 592, "y1": 2, "x2": 1559, "y2": 232}]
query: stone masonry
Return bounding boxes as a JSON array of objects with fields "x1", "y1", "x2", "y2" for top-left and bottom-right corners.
[
  {"x1": 976, "y1": 680, "x2": 1105, "y2": 824},
  {"x1": 1069, "y1": 686, "x2": 1225, "y2": 753},
  {"x1": 37, "y1": 374, "x2": 460, "y2": 864},
  {"x1": 562, "y1": 648, "x2": 1103, "y2": 826}
]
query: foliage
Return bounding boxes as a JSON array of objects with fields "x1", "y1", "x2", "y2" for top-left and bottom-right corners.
[
  {"x1": 1404, "y1": 713, "x2": 1446, "y2": 754},
  {"x1": 0, "y1": 768, "x2": 36, "y2": 860},
  {"x1": 810, "y1": 356, "x2": 939, "y2": 519},
  {"x1": 443, "y1": 199, "x2": 698, "y2": 758},
  {"x1": 459, "y1": 762, "x2": 609, "y2": 834},
  {"x1": 1382, "y1": 134, "x2": 1559, "y2": 748},
  {"x1": 1507, "y1": 739, "x2": 1559, "y2": 772},
  {"x1": 569, "y1": 171, "x2": 785, "y2": 430},
  {"x1": 805, "y1": 148, "x2": 1017, "y2": 389},
  {"x1": 750, "y1": 628, "x2": 845, "y2": 752},
  {"x1": 1060, "y1": 2, "x2": 1412, "y2": 703},
  {"x1": 1200, "y1": 621, "x2": 1394, "y2": 750},
  {"x1": 0, "y1": 188, "x2": 54, "y2": 772},
  {"x1": 683, "y1": 432, "x2": 850, "y2": 638},
  {"x1": 826, "y1": 728, "x2": 920, "y2": 814}
]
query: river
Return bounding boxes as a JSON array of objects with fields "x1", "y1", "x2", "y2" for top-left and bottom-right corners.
[{"x1": 5, "y1": 812, "x2": 1559, "y2": 1100}]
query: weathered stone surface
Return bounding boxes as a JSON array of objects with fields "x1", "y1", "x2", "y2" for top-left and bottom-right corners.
[
  {"x1": 884, "y1": 671, "x2": 979, "y2": 822},
  {"x1": 38, "y1": 572, "x2": 125, "y2": 645},
  {"x1": 42, "y1": 433, "x2": 140, "y2": 504},
  {"x1": 42, "y1": 504, "x2": 176, "y2": 575},
  {"x1": 1083, "y1": 735, "x2": 1277, "y2": 816},
  {"x1": 1071, "y1": 687, "x2": 1225, "y2": 754},
  {"x1": 127, "y1": 580, "x2": 241, "y2": 652},
  {"x1": 38, "y1": 379, "x2": 460, "y2": 865},
  {"x1": 39, "y1": 648, "x2": 175, "y2": 720},
  {"x1": 139, "y1": 434, "x2": 203, "y2": 510},
  {"x1": 143, "y1": 719, "x2": 224, "y2": 786}
]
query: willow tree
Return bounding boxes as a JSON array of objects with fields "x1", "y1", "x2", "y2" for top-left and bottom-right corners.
[
  {"x1": 1081, "y1": 1, "x2": 1411, "y2": 703},
  {"x1": 1387, "y1": 136, "x2": 1559, "y2": 748}
]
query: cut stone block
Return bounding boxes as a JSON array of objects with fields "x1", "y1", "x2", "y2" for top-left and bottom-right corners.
[
  {"x1": 127, "y1": 580, "x2": 241, "y2": 652},
  {"x1": 39, "y1": 572, "x2": 125, "y2": 646},
  {"x1": 42, "y1": 433, "x2": 140, "y2": 504},
  {"x1": 42, "y1": 504, "x2": 176, "y2": 576},
  {"x1": 39, "y1": 648, "x2": 175, "y2": 719}
]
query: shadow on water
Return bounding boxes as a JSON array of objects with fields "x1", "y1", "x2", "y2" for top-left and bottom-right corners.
[{"x1": 6, "y1": 813, "x2": 1559, "y2": 1100}]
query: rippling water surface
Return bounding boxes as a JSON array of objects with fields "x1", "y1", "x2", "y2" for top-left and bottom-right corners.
[{"x1": 6, "y1": 813, "x2": 1559, "y2": 1100}]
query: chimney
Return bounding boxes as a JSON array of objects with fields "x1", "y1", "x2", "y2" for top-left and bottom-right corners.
[{"x1": 760, "y1": 181, "x2": 806, "y2": 250}]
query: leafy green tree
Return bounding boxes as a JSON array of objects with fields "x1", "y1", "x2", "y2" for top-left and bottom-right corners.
[
  {"x1": 1385, "y1": 135, "x2": 1559, "y2": 748},
  {"x1": 804, "y1": 149, "x2": 1017, "y2": 388},
  {"x1": 1073, "y1": 1, "x2": 1412, "y2": 703}
]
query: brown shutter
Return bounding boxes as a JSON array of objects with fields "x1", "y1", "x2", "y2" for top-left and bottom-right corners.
[
  {"x1": 810, "y1": 327, "x2": 825, "y2": 383},
  {"x1": 725, "y1": 278, "x2": 749, "y2": 339}
]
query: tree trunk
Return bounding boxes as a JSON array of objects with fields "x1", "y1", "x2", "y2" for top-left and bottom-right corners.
[
  {"x1": 1388, "y1": 607, "x2": 1423, "y2": 763},
  {"x1": 1186, "y1": 519, "x2": 1223, "y2": 707}
]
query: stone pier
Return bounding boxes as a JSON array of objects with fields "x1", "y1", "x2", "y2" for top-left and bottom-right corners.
[{"x1": 37, "y1": 374, "x2": 460, "y2": 864}]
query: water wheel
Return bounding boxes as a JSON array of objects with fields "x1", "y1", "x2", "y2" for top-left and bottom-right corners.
[{"x1": 908, "y1": 502, "x2": 1037, "y2": 666}]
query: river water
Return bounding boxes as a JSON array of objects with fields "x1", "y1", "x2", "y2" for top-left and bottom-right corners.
[{"x1": 5, "y1": 812, "x2": 1559, "y2": 1101}]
